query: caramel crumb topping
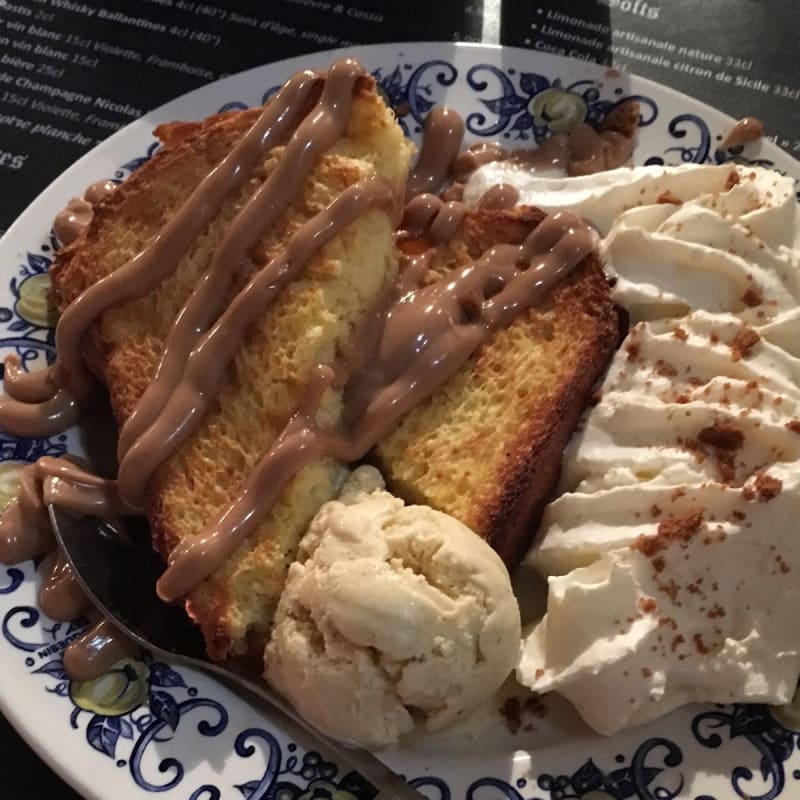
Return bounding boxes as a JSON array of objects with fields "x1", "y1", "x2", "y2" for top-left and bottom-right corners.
[
  {"x1": 740, "y1": 286, "x2": 763, "y2": 307},
  {"x1": 776, "y1": 556, "x2": 791, "y2": 575},
  {"x1": 639, "y1": 597, "x2": 658, "y2": 613},
  {"x1": 657, "y1": 190, "x2": 682, "y2": 205},
  {"x1": 657, "y1": 362, "x2": 678, "y2": 378},
  {"x1": 730, "y1": 326, "x2": 761, "y2": 361},
  {"x1": 698, "y1": 421, "x2": 744, "y2": 451},
  {"x1": 632, "y1": 509, "x2": 704, "y2": 557},
  {"x1": 625, "y1": 341, "x2": 640, "y2": 361},
  {"x1": 753, "y1": 472, "x2": 782, "y2": 502}
]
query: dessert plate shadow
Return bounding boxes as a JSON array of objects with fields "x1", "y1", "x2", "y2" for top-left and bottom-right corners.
[{"x1": 0, "y1": 41, "x2": 798, "y2": 800}]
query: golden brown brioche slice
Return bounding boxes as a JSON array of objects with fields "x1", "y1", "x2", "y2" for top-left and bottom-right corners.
[
  {"x1": 51, "y1": 77, "x2": 413, "y2": 660},
  {"x1": 374, "y1": 207, "x2": 621, "y2": 569}
]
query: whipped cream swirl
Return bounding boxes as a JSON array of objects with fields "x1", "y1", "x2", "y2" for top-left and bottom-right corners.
[{"x1": 477, "y1": 162, "x2": 800, "y2": 734}]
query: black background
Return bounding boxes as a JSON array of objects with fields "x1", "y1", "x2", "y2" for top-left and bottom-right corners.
[
  {"x1": 0, "y1": 0, "x2": 797, "y2": 797},
  {"x1": 0, "y1": 0, "x2": 482, "y2": 233}
]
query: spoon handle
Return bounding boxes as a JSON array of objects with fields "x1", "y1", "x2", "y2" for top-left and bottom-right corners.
[
  {"x1": 203, "y1": 661, "x2": 423, "y2": 800},
  {"x1": 47, "y1": 505, "x2": 423, "y2": 800}
]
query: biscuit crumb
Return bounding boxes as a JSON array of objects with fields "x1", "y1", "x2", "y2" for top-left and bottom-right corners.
[
  {"x1": 752, "y1": 473, "x2": 782, "y2": 502},
  {"x1": 625, "y1": 341, "x2": 640, "y2": 361},
  {"x1": 657, "y1": 362, "x2": 678, "y2": 377},
  {"x1": 740, "y1": 287, "x2": 763, "y2": 307},
  {"x1": 639, "y1": 597, "x2": 658, "y2": 613},
  {"x1": 730, "y1": 326, "x2": 760, "y2": 361},
  {"x1": 698, "y1": 421, "x2": 744, "y2": 451},
  {"x1": 632, "y1": 509, "x2": 704, "y2": 557},
  {"x1": 693, "y1": 633, "x2": 711, "y2": 655},
  {"x1": 657, "y1": 190, "x2": 682, "y2": 205}
]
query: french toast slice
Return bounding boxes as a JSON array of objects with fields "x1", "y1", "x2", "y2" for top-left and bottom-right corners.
[
  {"x1": 374, "y1": 207, "x2": 621, "y2": 569},
  {"x1": 50, "y1": 77, "x2": 413, "y2": 660}
]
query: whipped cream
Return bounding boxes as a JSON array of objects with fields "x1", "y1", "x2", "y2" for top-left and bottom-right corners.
[
  {"x1": 520, "y1": 469, "x2": 800, "y2": 734},
  {"x1": 505, "y1": 163, "x2": 800, "y2": 734},
  {"x1": 464, "y1": 162, "x2": 799, "y2": 245}
]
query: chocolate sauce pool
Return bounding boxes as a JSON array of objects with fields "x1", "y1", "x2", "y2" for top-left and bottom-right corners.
[{"x1": 0, "y1": 57, "x2": 614, "y2": 674}]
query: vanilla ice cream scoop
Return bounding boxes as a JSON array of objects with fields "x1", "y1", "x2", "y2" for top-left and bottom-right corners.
[{"x1": 264, "y1": 466, "x2": 521, "y2": 749}]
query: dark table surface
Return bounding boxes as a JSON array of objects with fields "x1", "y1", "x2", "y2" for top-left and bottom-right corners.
[{"x1": 0, "y1": 0, "x2": 797, "y2": 797}]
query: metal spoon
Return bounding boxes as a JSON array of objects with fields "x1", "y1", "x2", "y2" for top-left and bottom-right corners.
[{"x1": 48, "y1": 505, "x2": 425, "y2": 800}]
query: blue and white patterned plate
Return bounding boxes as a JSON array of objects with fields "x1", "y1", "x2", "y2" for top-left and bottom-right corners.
[{"x1": 0, "y1": 42, "x2": 798, "y2": 800}]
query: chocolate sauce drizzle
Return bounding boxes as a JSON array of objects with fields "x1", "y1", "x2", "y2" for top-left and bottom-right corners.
[
  {"x1": 0, "y1": 457, "x2": 137, "y2": 678},
  {"x1": 409, "y1": 104, "x2": 635, "y2": 220},
  {"x1": 405, "y1": 106, "x2": 465, "y2": 200},
  {"x1": 720, "y1": 116, "x2": 764, "y2": 150},
  {"x1": 0, "y1": 58, "x2": 598, "y2": 670},
  {"x1": 116, "y1": 61, "x2": 379, "y2": 504},
  {"x1": 0, "y1": 67, "x2": 324, "y2": 439},
  {"x1": 53, "y1": 180, "x2": 118, "y2": 247},
  {"x1": 156, "y1": 209, "x2": 593, "y2": 600},
  {"x1": 401, "y1": 194, "x2": 468, "y2": 243}
]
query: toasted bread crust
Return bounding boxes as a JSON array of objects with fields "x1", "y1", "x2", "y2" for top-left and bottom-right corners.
[
  {"x1": 51, "y1": 79, "x2": 412, "y2": 660},
  {"x1": 375, "y1": 207, "x2": 621, "y2": 568},
  {"x1": 50, "y1": 84, "x2": 618, "y2": 658}
]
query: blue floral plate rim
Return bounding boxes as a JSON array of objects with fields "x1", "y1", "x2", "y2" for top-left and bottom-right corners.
[{"x1": 0, "y1": 41, "x2": 799, "y2": 800}]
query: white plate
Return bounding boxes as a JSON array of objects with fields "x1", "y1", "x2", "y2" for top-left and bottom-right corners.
[{"x1": 1, "y1": 41, "x2": 799, "y2": 800}]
